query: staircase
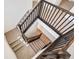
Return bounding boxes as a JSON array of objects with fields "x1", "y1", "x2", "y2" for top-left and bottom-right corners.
[
  {"x1": 9, "y1": 37, "x2": 25, "y2": 52},
  {"x1": 5, "y1": 28, "x2": 26, "y2": 53},
  {"x1": 17, "y1": 0, "x2": 74, "y2": 58},
  {"x1": 6, "y1": 0, "x2": 74, "y2": 59},
  {"x1": 36, "y1": 29, "x2": 73, "y2": 59},
  {"x1": 5, "y1": 27, "x2": 51, "y2": 58},
  {"x1": 23, "y1": 31, "x2": 52, "y2": 53}
]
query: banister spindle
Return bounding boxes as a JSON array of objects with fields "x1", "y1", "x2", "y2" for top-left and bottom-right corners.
[
  {"x1": 59, "y1": 18, "x2": 74, "y2": 31},
  {"x1": 41, "y1": 3, "x2": 46, "y2": 18},
  {"x1": 48, "y1": 7, "x2": 57, "y2": 24},
  {"x1": 54, "y1": 12, "x2": 67, "y2": 27},
  {"x1": 56, "y1": 15, "x2": 71, "y2": 29},
  {"x1": 44, "y1": 5, "x2": 51, "y2": 20},
  {"x1": 61, "y1": 24, "x2": 74, "y2": 34},
  {"x1": 47, "y1": 6, "x2": 54, "y2": 22},
  {"x1": 51, "y1": 9, "x2": 60, "y2": 25}
]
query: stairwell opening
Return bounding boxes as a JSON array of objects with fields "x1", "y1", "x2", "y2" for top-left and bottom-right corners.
[{"x1": 23, "y1": 18, "x2": 60, "y2": 58}]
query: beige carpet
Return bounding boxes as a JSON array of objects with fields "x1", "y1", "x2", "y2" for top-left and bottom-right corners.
[
  {"x1": 5, "y1": 28, "x2": 35, "y2": 59},
  {"x1": 59, "y1": 0, "x2": 74, "y2": 10},
  {"x1": 5, "y1": 27, "x2": 51, "y2": 59}
]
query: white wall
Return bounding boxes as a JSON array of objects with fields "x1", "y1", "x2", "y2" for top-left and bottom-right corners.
[
  {"x1": 46, "y1": 0, "x2": 62, "y2": 5},
  {"x1": 67, "y1": 43, "x2": 74, "y2": 59},
  {"x1": 70, "y1": 6, "x2": 74, "y2": 13},
  {"x1": 69, "y1": 0, "x2": 74, "y2": 2},
  {"x1": 4, "y1": 0, "x2": 63, "y2": 33},
  {"x1": 24, "y1": 19, "x2": 60, "y2": 59},
  {"x1": 25, "y1": 20, "x2": 38, "y2": 37},
  {"x1": 23, "y1": 18, "x2": 73, "y2": 58},
  {"x1": 4, "y1": 36, "x2": 17, "y2": 59},
  {"x1": 25, "y1": 19, "x2": 59, "y2": 42},
  {"x1": 37, "y1": 19, "x2": 59, "y2": 42},
  {"x1": 4, "y1": 0, "x2": 32, "y2": 33}
]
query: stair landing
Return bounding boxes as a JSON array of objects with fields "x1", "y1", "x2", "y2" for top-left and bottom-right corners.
[{"x1": 5, "y1": 27, "x2": 51, "y2": 59}]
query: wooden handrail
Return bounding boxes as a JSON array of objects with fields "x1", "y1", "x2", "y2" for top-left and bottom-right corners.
[{"x1": 27, "y1": 33, "x2": 42, "y2": 43}]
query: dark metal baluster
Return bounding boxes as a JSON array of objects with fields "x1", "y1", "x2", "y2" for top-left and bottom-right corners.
[
  {"x1": 32, "y1": 42, "x2": 38, "y2": 53},
  {"x1": 23, "y1": 23, "x2": 25, "y2": 32},
  {"x1": 34, "y1": 9, "x2": 36, "y2": 18},
  {"x1": 28, "y1": 16, "x2": 30, "y2": 26},
  {"x1": 34, "y1": 40, "x2": 41, "y2": 51},
  {"x1": 26, "y1": 18, "x2": 28, "y2": 27},
  {"x1": 36, "y1": 5, "x2": 40, "y2": 16},
  {"x1": 21, "y1": 25, "x2": 22, "y2": 33},
  {"x1": 33, "y1": 41, "x2": 39, "y2": 51},
  {"x1": 36, "y1": 39, "x2": 42, "y2": 50},
  {"x1": 29, "y1": 15, "x2": 31, "y2": 25},
  {"x1": 43, "y1": 4, "x2": 50, "y2": 20},
  {"x1": 59, "y1": 18, "x2": 74, "y2": 31},
  {"x1": 44, "y1": 5, "x2": 51, "y2": 20},
  {"x1": 26, "y1": 21, "x2": 27, "y2": 28},
  {"x1": 39, "y1": 1, "x2": 44, "y2": 17},
  {"x1": 24, "y1": 20, "x2": 26, "y2": 30},
  {"x1": 40, "y1": 39, "x2": 46, "y2": 47},
  {"x1": 24, "y1": 21, "x2": 27, "y2": 32},
  {"x1": 22, "y1": 24, "x2": 24, "y2": 33},
  {"x1": 36, "y1": 7, "x2": 38, "y2": 17},
  {"x1": 36, "y1": 6, "x2": 38, "y2": 17},
  {"x1": 51, "y1": 9, "x2": 60, "y2": 25},
  {"x1": 26, "y1": 17, "x2": 28, "y2": 27},
  {"x1": 21, "y1": 16, "x2": 27, "y2": 26},
  {"x1": 33, "y1": 10, "x2": 35, "y2": 19},
  {"x1": 31, "y1": 12, "x2": 33, "y2": 21},
  {"x1": 41, "y1": 3, "x2": 46, "y2": 18},
  {"x1": 47, "y1": 6, "x2": 54, "y2": 22},
  {"x1": 22, "y1": 24, "x2": 24, "y2": 32},
  {"x1": 33, "y1": 10, "x2": 36, "y2": 20},
  {"x1": 21, "y1": 26, "x2": 23, "y2": 33},
  {"x1": 48, "y1": 7, "x2": 57, "y2": 24},
  {"x1": 33, "y1": 41, "x2": 40, "y2": 52},
  {"x1": 54, "y1": 12, "x2": 67, "y2": 27},
  {"x1": 31, "y1": 12, "x2": 34, "y2": 21},
  {"x1": 29, "y1": 43, "x2": 37, "y2": 53},
  {"x1": 30, "y1": 13, "x2": 32, "y2": 24},
  {"x1": 32, "y1": 11, "x2": 35, "y2": 21},
  {"x1": 38, "y1": 1, "x2": 43, "y2": 16},
  {"x1": 52, "y1": 11, "x2": 63, "y2": 26},
  {"x1": 56, "y1": 15, "x2": 71, "y2": 29},
  {"x1": 38, "y1": 39, "x2": 44, "y2": 49},
  {"x1": 30, "y1": 13, "x2": 33, "y2": 23},
  {"x1": 31, "y1": 12, "x2": 33, "y2": 22},
  {"x1": 61, "y1": 24, "x2": 74, "y2": 34},
  {"x1": 42, "y1": 3, "x2": 49, "y2": 19},
  {"x1": 34, "y1": 9, "x2": 37, "y2": 18}
]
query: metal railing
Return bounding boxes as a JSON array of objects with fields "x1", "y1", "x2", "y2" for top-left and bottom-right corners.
[
  {"x1": 18, "y1": 0, "x2": 74, "y2": 36},
  {"x1": 17, "y1": 0, "x2": 42, "y2": 34},
  {"x1": 39, "y1": 0, "x2": 74, "y2": 36},
  {"x1": 17, "y1": 0, "x2": 74, "y2": 54}
]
